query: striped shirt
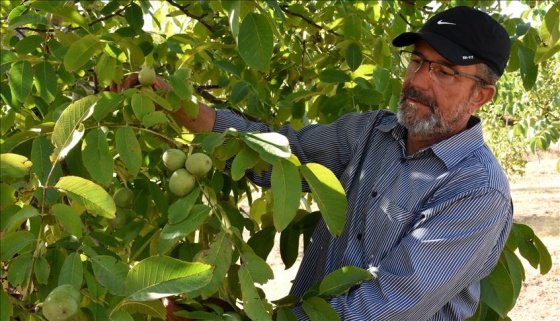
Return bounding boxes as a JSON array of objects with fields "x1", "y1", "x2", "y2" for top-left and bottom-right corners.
[{"x1": 214, "y1": 109, "x2": 513, "y2": 320}]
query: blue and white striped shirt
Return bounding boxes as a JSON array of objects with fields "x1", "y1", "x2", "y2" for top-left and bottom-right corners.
[{"x1": 214, "y1": 109, "x2": 513, "y2": 320}]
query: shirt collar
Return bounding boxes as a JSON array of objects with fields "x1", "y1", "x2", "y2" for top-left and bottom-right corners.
[{"x1": 375, "y1": 115, "x2": 485, "y2": 169}]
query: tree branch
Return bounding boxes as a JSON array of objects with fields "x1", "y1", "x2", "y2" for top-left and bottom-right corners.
[
  {"x1": 279, "y1": 5, "x2": 342, "y2": 37},
  {"x1": 165, "y1": 0, "x2": 215, "y2": 33}
]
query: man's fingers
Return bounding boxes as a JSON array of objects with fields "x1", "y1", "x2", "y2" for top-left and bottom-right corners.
[
  {"x1": 121, "y1": 73, "x2": 140, "y2": 92},
  {"x1": 153, "y1": 77, "x2": 171, "y2": 92}
]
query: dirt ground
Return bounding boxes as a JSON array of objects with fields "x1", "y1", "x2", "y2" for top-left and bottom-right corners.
[{"x1": 263, "y1": 148, "x2": 560, "y2": 320}]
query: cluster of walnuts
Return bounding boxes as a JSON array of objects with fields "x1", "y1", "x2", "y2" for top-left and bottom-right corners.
[{"x1": 162, "y1": 149, "x2": 213, "y2": 196}]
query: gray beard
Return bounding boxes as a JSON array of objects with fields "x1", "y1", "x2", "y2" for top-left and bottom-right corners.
[
  {"x1": 397, "y1": 103, "x2": 440, "y2": 138},
  {"x1": 397, "y1": 87, "x2": 468, "y2": 140},
  {"x1": 397, "y1": 87, "x2": 446, "y2": 139}
]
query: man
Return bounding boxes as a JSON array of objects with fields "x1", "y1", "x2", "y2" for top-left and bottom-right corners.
[{"x1": 120, "y1": 6, "x2": 513, "y2": 320}]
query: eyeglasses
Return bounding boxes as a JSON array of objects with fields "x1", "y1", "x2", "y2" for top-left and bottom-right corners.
[{"x1": 400, "y1": 50, "x2": 488, "y2": 86}]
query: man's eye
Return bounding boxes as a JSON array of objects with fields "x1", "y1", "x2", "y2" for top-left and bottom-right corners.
[{"x1": 434, "y1": 65, "x2": 455, "y2": 77}]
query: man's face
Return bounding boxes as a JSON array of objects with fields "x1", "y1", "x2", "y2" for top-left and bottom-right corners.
[{"x1": 397, "y1": 41, "x2": 480, "y2": 140}]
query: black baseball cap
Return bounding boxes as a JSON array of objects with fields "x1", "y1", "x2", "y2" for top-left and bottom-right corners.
[{"x1": 392, "y1": 6, "x2": 511, "y2": 76}]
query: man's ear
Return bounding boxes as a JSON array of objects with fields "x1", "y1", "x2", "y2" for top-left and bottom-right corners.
[{"x1": 470, "y1": 84, "x2": 496, "y2": 114}]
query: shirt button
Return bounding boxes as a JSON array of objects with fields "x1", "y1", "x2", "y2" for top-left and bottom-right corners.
[
  {"x1": 357, "y1": 233, "x2": 363, "y2": 240},
  {"x1": 371, "y1": 191, "x2": 377, "y2": 197}
]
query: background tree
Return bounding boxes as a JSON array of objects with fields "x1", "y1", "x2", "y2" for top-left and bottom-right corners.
[{"x1": 1, "y1": 1, "x2": 557, "y2": 320}]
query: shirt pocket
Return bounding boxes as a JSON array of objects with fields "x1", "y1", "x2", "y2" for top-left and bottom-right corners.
[{"x1": 362, "y1": 197, "x2": 416, "y2": 263}]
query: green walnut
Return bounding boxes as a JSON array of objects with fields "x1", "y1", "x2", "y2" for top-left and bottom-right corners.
[
  {"x1": 169, "y1": 168, "x2": 196, "y2": 197},
  {"x1": 162, "y1": 148, "x2": 187, "y2": 171},
  {"x1": 42, "y1": 285, "x2": 82, "y2": 321},
  {"x1": 138, "y1": 66, "x2": 156, "y2": 87},
  {"x1": 113, "y1": 187, "x2": 134, "y2": 208},
  {"x1": 185, "y1": 153, "x2": 213, "y2": 177}
]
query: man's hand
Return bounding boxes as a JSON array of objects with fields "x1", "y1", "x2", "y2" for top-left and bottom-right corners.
[
  {"x1": 107, "y1": 72, "x2": 171, "y2": 93},
  {"x1": 107, "y1": 72, "x2": 216, "y2": 133}
]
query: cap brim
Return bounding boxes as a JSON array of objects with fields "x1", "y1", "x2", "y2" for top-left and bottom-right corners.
[{"x1": 392, "y1": 32, "x2": 483, "y2": 66}]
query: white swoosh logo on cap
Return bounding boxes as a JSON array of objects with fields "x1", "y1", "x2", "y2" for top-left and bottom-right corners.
[{"x1": 437, "y1": 20, "x2": 456, "y2": 25}]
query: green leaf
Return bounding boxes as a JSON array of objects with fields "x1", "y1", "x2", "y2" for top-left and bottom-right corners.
[
  {"x1": 346, "y1": 43, "x2": 363, "y2": 71},
  {"x1": 280, "y1": 224, "x2": 300, "y2": 269},
  {"x1": 238, "y1": 13, "x2": 274, "y2": 71},
  {"x1": 95, "y1": 52, "x2": 117, "y2": 88},
  {"x1": 168, "y1": 67, "x2": 192, "y2": 98},
  {"x1": 57, "y1": 4, "x2": 88, "y2": 29},
  {"x1": 52, "y1": 204, "x2": 83, "y2": 238},
  {"x1": 319, "y1": 69, "x2": 352, "y2": 83},
  {"x1": 8, "y1": 13, "x2": 47, "y2": 30},
  {"x1": 318, "y1": 266, "x2": 374, "y2": 298},
  {"x1": 0, "y1": 153, "x2": 32, "y2": 178},
  {"x1": 238, "y1": 263, "x2": 273, "y2": 321},
  {"x1": 231, "y1": 146, "x2": 260, "y2": 181},
  {"x1": 517, "y1": 45, "x2": 538, "y2": 91},
  {"x1": 140, "y1": 88, "x2": 172, "y2": 111},
  {"x1": 275, "y1": 307, "x2": 298, "y2": 321},
  {"x1": 51, "y1": 95, "x2": 100, "y2": 160},
  {"x1": 241, "y1": 132, "x2": 291, "y2": 163},
  {"x1": 55, "y1": 176, "x2": 116, "y2": 219},
  {"x1": 302, "y1": 297, "x2": 340, "y2": 321},
  {"x1": 213, "y1": 59, "x2": 243, "y2": 78},
  {"x1": 142, "y1": 111, "x2": 169, "y2": 128},
  {"x1": 58, "y1": 252, "x2": 84, "y2": 288},
  {"x1": 0, "y1": 231, "x2": 35, "y2": 261},
  {"x1": 533, "y1": 235, "x2": 552, "y2": 274},
  {"x1": 9, "y1": 60, "x2": 33, "y2": 102},
  {"x1": 110, "y1": 310, "x2": 134, "y2": 321},
  {"x1": 131, "y1": 92, "x2": 155, "y2": 120},
  {"x1": 247, "y1": 226, "x2": 276, "y2": 260},
  {"x1": 230, "y1": 81, "x2": 252, "y2": 104},
  {"x1": 167, "y1": 188, "x2": 200, "y2": 224},
  {"x1": 2, "y1": 205, "x2": 39, "y2": 234},
  {"x1": 31, "y1": 136, "x2": 62, "y2": 205},
  {"x1": 82, "y1": 128, "x2": 114, "y2": 186},
  {"x1": 115, "y1": 127, "x2": 142, "y2": 178},
  {"x1": 241, "y1": 251, "x2": 274, "y2": 284},
  {"x1": 223, "y1": 0, "x2": 240, "y2": 38},
  {"x1": 64, "y1": 34, "x2": 105, "y2": 72},
  {"x1": 15, "y1": 34, "x2": 43, "y2": 55},
  {"x1": 344, "y1": 15, "x2": 362, "y2": 40},
  {"x1": 199, "y1": 231, "x2": 233, "y2": 297},
  {"x1": 93, "y1": 92, "x2": 123, "y2": 122},
  {"x1": 480, "y1": 260, "x2": 515, "y2": 318},
  {"x1": 119, "y1": 300, "x2": 166, "y2": 319},
  {"x1": 91, "y1": 255, "x2": 129, "y2": 296},
  {"x1": 120, "y1": 39, "x2": 145, "y2": 68},
  {"x1": 7, "y1": 252, "x2": 33, "y2": 287},
  {"x1": 0, "y1": 289, "x2": 13, "y2": 321},
  {"x1": 158, "y1": 204, "x2": 211, "y2": 254},
  {"x1": 511, "y1": 223, "x2": 540, "y2": 268},
  {"x1": 124, "y1": 2, "x2": 144, "y2": 34},
  {"x1": 34, "y1": 256, "x2": 50, "y2": 285},
  {"x1": 271, "y1": 158, "x2": 301, "y2": 231},
  {"x1": 300, "y1": 163, "x2": 347, "y2": 236},
  {"x1": 502, "y1": 249, "x2": 524, "y2": 299},
  {"x1": 34, "y1": 61, "x2": 57, "y2": 103},
  {"x1": 125, "y1": 256, "x2": 212, "y2": 301}
]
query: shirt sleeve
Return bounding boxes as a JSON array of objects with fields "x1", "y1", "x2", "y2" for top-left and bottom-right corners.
[
  {"x1": 213, "y1": 108, "x2": 378, "y2": 183},
  {"x1": 294, "y1": 188, "x2": 512, "y2": 320}
]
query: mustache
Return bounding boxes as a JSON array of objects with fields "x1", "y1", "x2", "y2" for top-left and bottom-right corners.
[{"x1": 401, "y1": 87, "x2": 437, "y2": 110}]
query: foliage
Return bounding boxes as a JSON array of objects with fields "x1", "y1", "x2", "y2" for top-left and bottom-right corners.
[{"x1": 0, "y1": 0, "x2": 557, "y2": 320}]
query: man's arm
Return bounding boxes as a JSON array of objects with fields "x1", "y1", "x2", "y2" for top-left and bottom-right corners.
[{"x1": 170, "y1": 101, "x2": 216, "y2": 133}]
